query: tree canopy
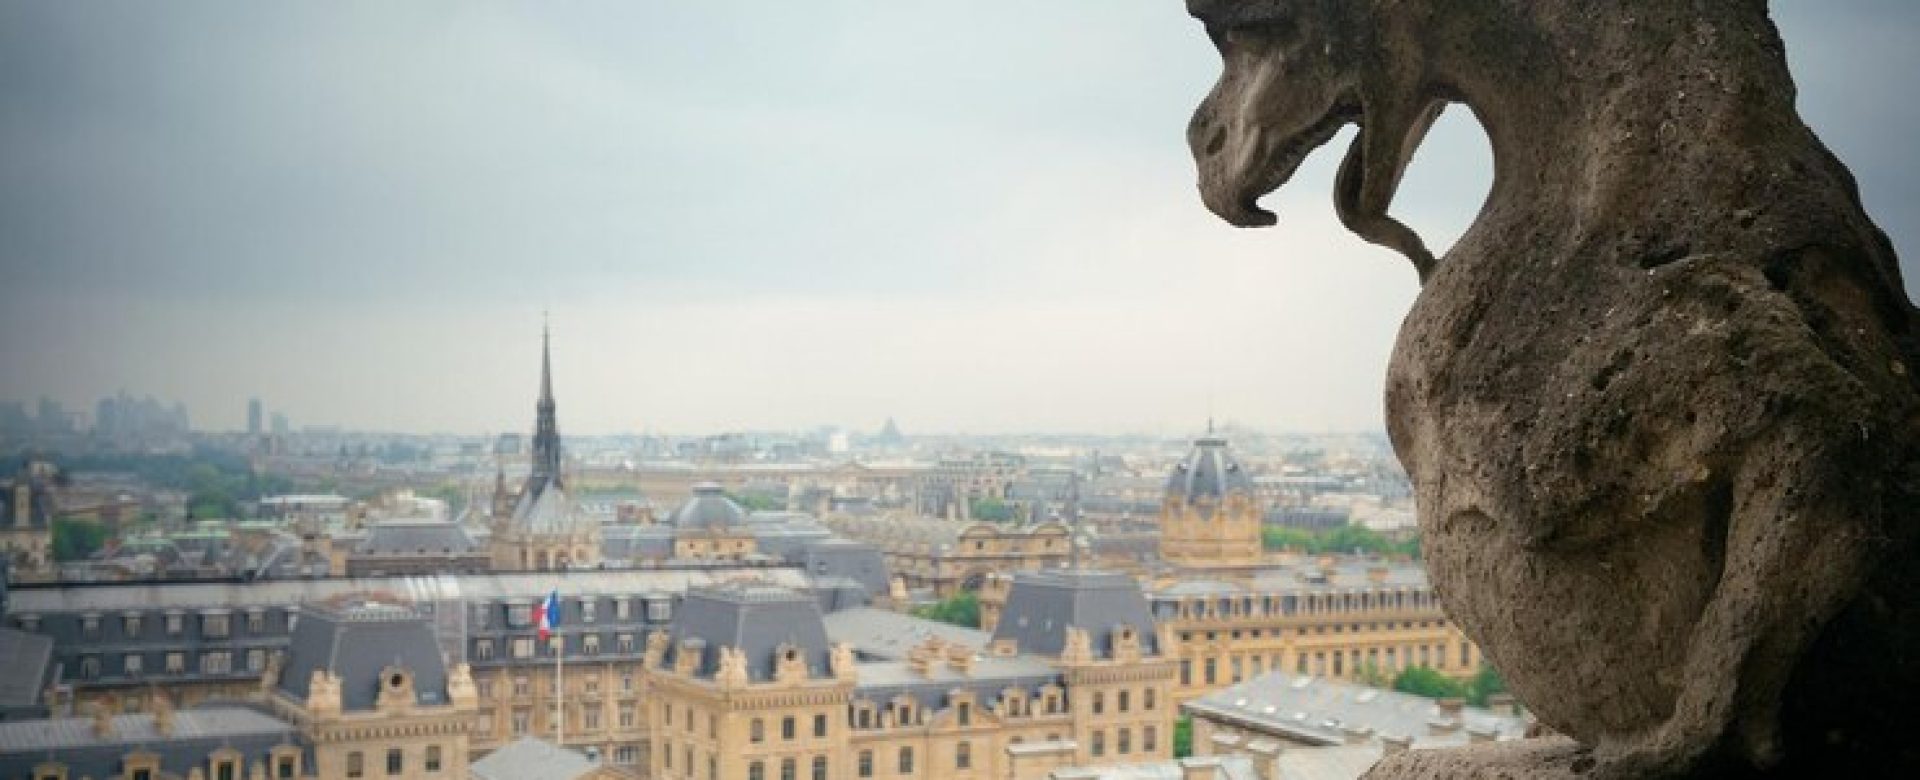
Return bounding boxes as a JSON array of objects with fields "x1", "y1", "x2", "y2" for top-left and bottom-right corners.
[
  {"x1": 1261, "y1": 523, "x2": 1421, "y2": 558},
  {"x1": 910, "y1": 591, "x2": 981, "y2": 628}
]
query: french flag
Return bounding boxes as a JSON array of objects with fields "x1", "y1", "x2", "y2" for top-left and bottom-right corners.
[{"x1": 533, "y1": 590, "x2": 560, "y2": 641}]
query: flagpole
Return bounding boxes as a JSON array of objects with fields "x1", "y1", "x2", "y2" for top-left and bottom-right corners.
[{"x1": 555, "y1": 628, "x2": 564, "y2": 746}]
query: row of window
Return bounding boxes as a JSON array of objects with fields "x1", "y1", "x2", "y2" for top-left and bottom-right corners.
[
  {"x1": 487, "y1": 597, "x2": 671, "y2": 629},
  {"x1": 475, "y1": 702, "x2": 640, "y2": 737},
  {"x1": 472, "y1": 633, "x2": 638, "y2": 661},
  {"x1": 476, "y1": 671, "x2": 637, "y2": 701},
  {"x1": 742, "y1": 711, "x2": 831, "y2": 742},
  {"x1": 73, "y1": 648, "x2": 268, "y2": 680},
  {"x1": 1178, "y1": 641, "x2": 1476, "y2": 686},
  {"x1": 1088, "y1": 724, "x2": 1158, "y2": 758},
  {"x1": 1178, "y1": 620, "x2": 1440, "y2": 643},
  {"x1": 342, "y1": 745, "x2": 445, "y2": 778},
  {"x1": 28, "y1": 746, "x2": 301, "y2": 780},
  {"x1": 16, "y1": 609, "x2": 294, "y2": 641},
  {"x1": 1155, "y1": 588, "x2": 1441, "y2": 619}
]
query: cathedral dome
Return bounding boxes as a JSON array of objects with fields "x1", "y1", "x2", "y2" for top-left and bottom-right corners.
[
  {"x1": 1166, "y1": 435, "x2": 1254, "y2": 505},
  {"x1": 671, "y1": 483, "x2": 747, "y2": 530}
]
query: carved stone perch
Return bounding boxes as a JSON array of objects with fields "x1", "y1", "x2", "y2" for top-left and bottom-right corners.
[{"x1": 1180, "y1": 1, "x2": 1919, "y2": 776}]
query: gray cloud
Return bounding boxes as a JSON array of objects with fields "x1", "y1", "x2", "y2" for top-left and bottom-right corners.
[{"x1": 0, "y1": 1, "x2": 1911, "y2": 433}]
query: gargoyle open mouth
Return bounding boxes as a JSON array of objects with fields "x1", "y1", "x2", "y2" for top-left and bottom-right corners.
[{"x1": 1202, "y1": 102, "x2": 1357, "y2": 228}]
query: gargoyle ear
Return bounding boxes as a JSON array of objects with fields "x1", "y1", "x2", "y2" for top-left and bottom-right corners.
[{"x1": 1335, "y1": 96, "x2": 1445, "y2": 282}]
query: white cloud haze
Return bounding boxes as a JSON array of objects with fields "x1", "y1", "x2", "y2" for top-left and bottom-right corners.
[{"x1": 1, "y1": 1, "x2": 1912, "y2": 435}]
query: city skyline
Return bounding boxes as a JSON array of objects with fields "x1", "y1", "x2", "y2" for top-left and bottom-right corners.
[{"x1": 2, "y1": 1, "x2": 1914, "y2": 435}]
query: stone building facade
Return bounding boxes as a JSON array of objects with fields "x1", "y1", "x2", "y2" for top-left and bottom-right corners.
[
  {"x1": 641, "y1": 571, "x2": 1178, "y2": 780},
  {"x1": 825, "y1": 516, "x2": 1071, "y2": 597},
  {"x1": 1158, "y1": 434, "x2": 1264, "y2": 574}
]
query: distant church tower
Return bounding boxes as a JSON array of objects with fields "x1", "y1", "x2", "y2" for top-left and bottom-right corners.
[
  {"x1": 490, "y1": 323, "x2": 601, "y2": 572},
  {"x1": 1159, "y1": 426, "x2": 1264, "y2": 571}
]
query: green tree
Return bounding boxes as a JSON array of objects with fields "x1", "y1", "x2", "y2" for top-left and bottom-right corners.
[
  {"x1": 727, "y1": 492, "x2": 786, "y2": 512},
  {"x1": 1391, "y1": 665, "x2": 1468, "y2": 700},
  {"x1": 910, "y1": 592, "x2": 981, "y2": 628},
  {"x1": 968, "y1": 497, "x2": 1015, "y2": 523},
  {"x1": 1173, "y1": 715, "x2": 1193, "y2": 758},
  {"x1": 51, "y1": 518, "x2": 110, "y2": 561},
  {"x1": 1466, "y1": 665, "x2": 1507, "y2": 706},
  {"x1": 1261, "y1": 523, "x2": 1422, "y2": 559}
]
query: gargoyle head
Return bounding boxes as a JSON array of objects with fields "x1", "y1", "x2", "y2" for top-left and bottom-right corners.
[{"x1": 1185, "y1": 0, "x2": 1443, "y2": 279}]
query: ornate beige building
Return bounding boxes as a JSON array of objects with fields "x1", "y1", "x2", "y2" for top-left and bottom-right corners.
[
  {"x1": 641, "y1": 572, "x2": 1178, "y2": 780},
  {"x1": 1159, "y1": 433, "x2": 1265, "y2": 574},
  {"x1": 980, "y1": 559, "x2": 1482, "y2": 707},
  {"x1": 268, "y1": 601, "x2": 481, "y2": 779},
  {"x1": 825, "y1": 516, "x2": 1071, "y2": 597}
]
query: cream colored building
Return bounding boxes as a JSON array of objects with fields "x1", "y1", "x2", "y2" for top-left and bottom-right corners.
[{"x1": 641, "y1": 572, "x2": 1178, "y2": 780}]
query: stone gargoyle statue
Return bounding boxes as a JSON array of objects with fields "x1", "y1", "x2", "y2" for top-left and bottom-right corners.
[{"x1": 1179, "y1": 1, "x2": 1919, "y2": 777}]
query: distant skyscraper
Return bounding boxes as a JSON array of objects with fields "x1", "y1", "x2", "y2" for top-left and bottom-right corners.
[{"x1": 247, "y1": 397, "x2": 263, "y2": 435}]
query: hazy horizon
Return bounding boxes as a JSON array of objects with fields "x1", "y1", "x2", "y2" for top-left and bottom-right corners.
[{"x1": 4, "y1": 1, "x2": 1915, "y2": 436}]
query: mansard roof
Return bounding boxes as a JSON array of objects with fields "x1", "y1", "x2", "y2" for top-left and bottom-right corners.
[
  {"x1": 275, "y1": 601, "x2": 450, "y2": 712},
  {"x1": 659, "y1": 582, "x2": 833, "y2": 681},
  {"x1": 1166, "y1": 435, "x2": 1254, "y2": 509},
  {"x1": 989, "y1": 570, "x2": 1159, "y2": 659}
]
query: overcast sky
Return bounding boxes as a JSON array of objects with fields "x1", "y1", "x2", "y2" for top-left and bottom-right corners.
[{"x1": 1, "y1": 1, "x2": 1914, "y2": 436}]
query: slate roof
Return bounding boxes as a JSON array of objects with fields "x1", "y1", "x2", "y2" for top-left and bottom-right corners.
[
  {"x1": 1182, "y1": 672, "x2": 1528, "y2": 747},
  {"x1": 1052, "y1": 756, "x2": 1260, "y2": 780},
  {"x1": 0, "y1": 628, "x2": 52, "y2": 709},
  {"x1": 669, "y1": 484, "x2": 747, "y2": 530},
  {"x1": 470, "y1": 737, "x2": 600, "y2": 780},
  {"x1": 275, "y1": 602, "x2": 450, "y2": 712},
  {"x1": 356, "y1": 519, "x2": 479, "y2": 555},
  {"x1": 0, "y1": 706, "x2": 292, "y2": 752},
  {"x1": 990, "y1": 570, "x2": 1159, "y2": 658},
  {"x1": 1166, "y1": 435, "x2": 1253, "y2": 510},
  {"x1": 8, "y1": 567, "x2": 816, "y2": 614},
  {"x1": 660, "y1": 582, "x2": 833, "y2": 681},
  {"x1": 821, "y1": 607, "x2": 990, "y2": 660}
]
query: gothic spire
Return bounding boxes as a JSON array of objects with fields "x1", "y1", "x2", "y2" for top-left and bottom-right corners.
[{"x1": 530, "y1": 319, "x2": 562, "y2": 488}]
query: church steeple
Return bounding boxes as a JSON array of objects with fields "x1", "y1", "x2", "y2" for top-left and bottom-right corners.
[{"x1": 529, "y1": 319, "x2": 562, "y2": 488}]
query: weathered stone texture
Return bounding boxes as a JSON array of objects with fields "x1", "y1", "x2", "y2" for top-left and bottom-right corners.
[{"x1": 1181, "y1": 1, "x2": 1919, "y2": 776}]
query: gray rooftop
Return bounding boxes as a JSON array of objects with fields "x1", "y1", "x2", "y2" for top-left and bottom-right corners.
[
  {"x1": 276, "y1": 602, "x2": 450, "y2": 712},
  {"x1": 822, "y1": 607, "x2": 990, "y2": 660},
  {"x1": 0, "y1": 706, "x2": 292, "y2": 752},
  {"x1": 1052, "y1": 756, "x2": 1260, "y2": 780},
  {"x1": 7, "y1": 567, "x2": 816, "y2": 614},
  {"x1": 669, "y1": 483, "x2": 747, "y2": 530},
  {"x1": 1166, "y1": 435, "x2": 1253, "y2": 509},
  {"x1": 355, "y1": 519, "x2": 479, "y2": 555},
  {"x1": 990, "y1": 570, "x2": 1160, "y2": 658},
  {"x1": 470, "y1": 737, "x2": 600, "y2": 780},
  {"x1": 662, "y1": 582, "x2": 833, "y2": 681},
  {"x1": 0, "y1": 628, "x2": 52, "y2": 708},
  {"x1": 1183, "y1": 672, "x2": 1528, "y2": 747}
]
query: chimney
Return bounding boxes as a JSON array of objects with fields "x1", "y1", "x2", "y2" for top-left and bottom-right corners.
[
  {"x1": 90, "y1": 704, "x2": 114, "y2": 738},
  {"x1": 989, "y1": 638, "x2": 1018, "y2": 657},
  {"x1": 1179, "y1": 757, "x2": 1220, "y2": 780},
  {"x1": 946, "y1": 645, "x2": 974, "y2": 676},
  {"x1": 1367, "y1": 566, "x2": 1389, "y2": 585},
  {"x1": 1382, "y1": 734, "x2": 1414, "y2": 755},
  {"x1": 153, "y1": 699, "x2": 175, "y2": 737},
  {"x1": 1487, "y1": 692, "x2": 1522, "y2": 717},
  {"x1": 1437, "y1": 698, "x2": 1465, "y2": 718}
]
